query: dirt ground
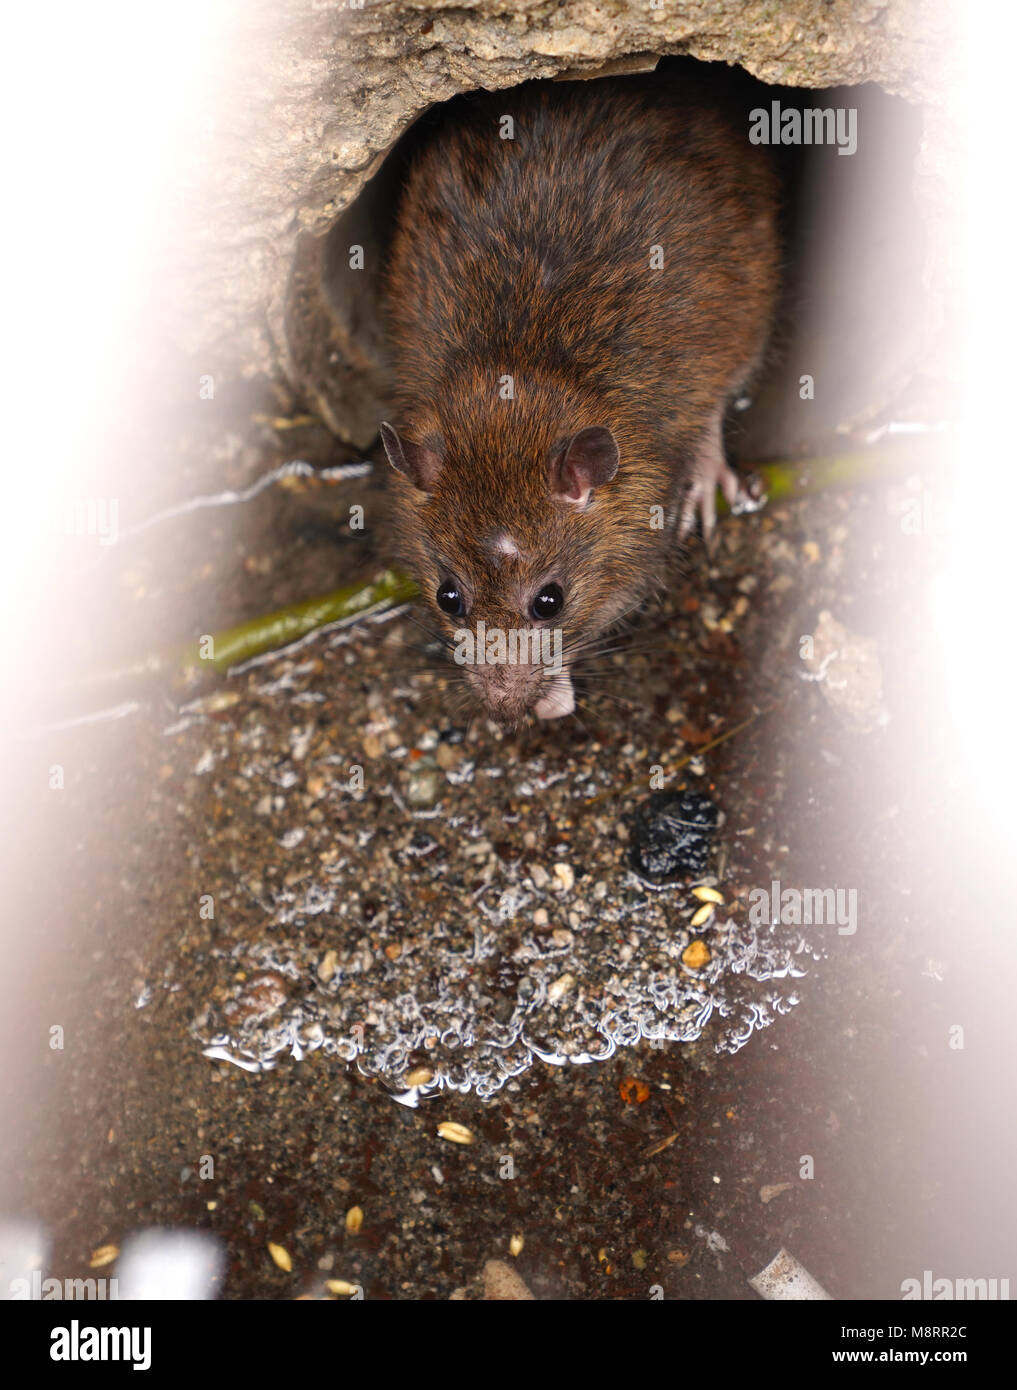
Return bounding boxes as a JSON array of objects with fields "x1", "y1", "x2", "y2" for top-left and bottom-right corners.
[{"x1": 3, "y1": 414, "x2": 1008, "y2": 1302}]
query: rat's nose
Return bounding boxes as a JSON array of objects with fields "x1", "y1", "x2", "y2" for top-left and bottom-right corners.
[
  {"x1": 463, "y1": 661, "x2": 573, "y2": 725},
  {"x1": 462, "y1": 661, "x2": 541, "y2": 726}
]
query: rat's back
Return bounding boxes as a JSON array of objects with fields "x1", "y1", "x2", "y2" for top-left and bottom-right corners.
[{"x1": 384, "y1": 72, "x2": 779, "y2": 438}]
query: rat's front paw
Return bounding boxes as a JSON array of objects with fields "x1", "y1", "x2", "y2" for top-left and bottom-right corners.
[{"x1": 678, "y1": 455, "x2": 766, "y2": 546}]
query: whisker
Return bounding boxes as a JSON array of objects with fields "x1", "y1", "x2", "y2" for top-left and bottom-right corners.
[
  {"x1": 376, "y1": 667, "x2": 457, "y2": 679},
  {"x1": 576, "y1": 688, "x2": 643, "y2": 711},
  {"x1": 563, "y1": 629, "x2": 670, "y2": 660},
  {"x1": 399, "y1": 609, "x2": 456, "y2": 651},
  {"x1": 568, "y1": 647, "x2": 674, "y2": 666},
  {"x1": 379, "y1": 643, "x2": 449, "y2": 661},
  {"x1": 570, "y1": 673, "x2": 648, "y2": 687},
  {"x1": 565, "y1": 702, "x2": 591, "y2": 736}
]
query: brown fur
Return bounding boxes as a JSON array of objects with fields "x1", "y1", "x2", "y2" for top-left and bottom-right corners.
[{"x1": 381, "y1": 70, "x2": 779, "y2": 725}]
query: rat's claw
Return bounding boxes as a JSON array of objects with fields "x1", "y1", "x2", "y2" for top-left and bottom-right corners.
[
  {"x1": 728, "y1": 470, "x2": 768, "y2": 516},
  {"x1": 718, "y1": 460, "x2": 744, "y2": 509},
  {"x1": 678, "y1": 456, "x2": 765, "y2": 547},
  {"x1": 677, "y1": 471, "x2": 723, "y2": 546}
]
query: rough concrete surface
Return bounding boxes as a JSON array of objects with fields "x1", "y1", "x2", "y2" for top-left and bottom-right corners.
[{"x1": 156, "y1": 0, "x2": 957, "y2": 451}]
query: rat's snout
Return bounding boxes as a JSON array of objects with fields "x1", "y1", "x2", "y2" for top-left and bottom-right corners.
[
  {"x1": 461, "y1": 661, "x2": 558, "y2": 727},
  {"x1": 452, "y1": 620, "x2": 573, "y2": 724},
  {"x1": 464, "y1": 661, "x2": 566, "y2": 728}
]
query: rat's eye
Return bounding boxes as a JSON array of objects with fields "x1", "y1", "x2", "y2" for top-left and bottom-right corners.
[
  {"x1": 436, "y1": 580, "x2": 466, "y2": 617},
  {"x1": 531, "y1": 583, "x2": 564, "y2": 621}
]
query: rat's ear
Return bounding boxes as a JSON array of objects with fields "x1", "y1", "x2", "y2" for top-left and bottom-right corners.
[
  {"x1": 379, "y1": 422, "x2": 444, "y2": 493},
  {"x1": 549, "y1": 427, "x2": 620, "y2": 508}
]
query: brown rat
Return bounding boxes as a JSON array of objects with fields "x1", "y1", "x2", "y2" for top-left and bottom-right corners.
[{"x1": 380, "y1": 70, "x2": 779, "y2": 727}]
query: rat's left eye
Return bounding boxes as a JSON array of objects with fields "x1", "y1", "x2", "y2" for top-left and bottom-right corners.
[
  {"x1": 531, "y1": 583, "x2": 564, "y2": 620},
  {"x1": 436, "y1": 580, "x2": 466, "y2": 617}
]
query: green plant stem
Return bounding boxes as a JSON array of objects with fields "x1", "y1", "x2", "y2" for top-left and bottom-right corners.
[
  {"x1": 68, "y1": 434, "x2": 947, "y2": 701},
  {"x1": 178, "y1": 568, "x2": 419, "y2": 678}
]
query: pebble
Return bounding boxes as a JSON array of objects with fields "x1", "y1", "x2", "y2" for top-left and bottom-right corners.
[
  {"x1": 759, "y1": 1182, "x2": 795, "y2": 1204},
  {"x1": 290, "y1": 724, "x2": 314, "y2": 760},
  {"x1": 549, "y1": 972, "x2": 575, "y2": 1002},
  {"x1": 483, "y1": 1259, "x2": 535, "y2": 1301},
  {"x1": 435, "y1": 742, "x2": 460, "y2": 770},
  {"x1": 407, "y1": 764, "x2": 442, "y2": 808},
  {"x1": 552, "y1": 863, "x2": 575, "y2": 892},
  {"x1": 682, "y1": 940, "x2": 711, "y2": 970},
  {"x1": 437, "y1": 1121, "x2": 475, "y2": 1145},
  {"x1": 804, "y1": 609, "x2": 884, "y2": 732}
]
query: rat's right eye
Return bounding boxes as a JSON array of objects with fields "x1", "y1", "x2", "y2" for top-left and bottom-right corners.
[{"x1": 436, "y1": 580, "x2": 466, "y2": 617}]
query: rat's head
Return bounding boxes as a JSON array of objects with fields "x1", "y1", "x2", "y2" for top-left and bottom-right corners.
[{"x1": 381, "y1": 418, "x2": 642, "y2": 728}]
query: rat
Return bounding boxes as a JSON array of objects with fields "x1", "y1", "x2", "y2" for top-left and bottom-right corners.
[{"x1": 379, "y1": 69, "x2": 779, "y2": 728}]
